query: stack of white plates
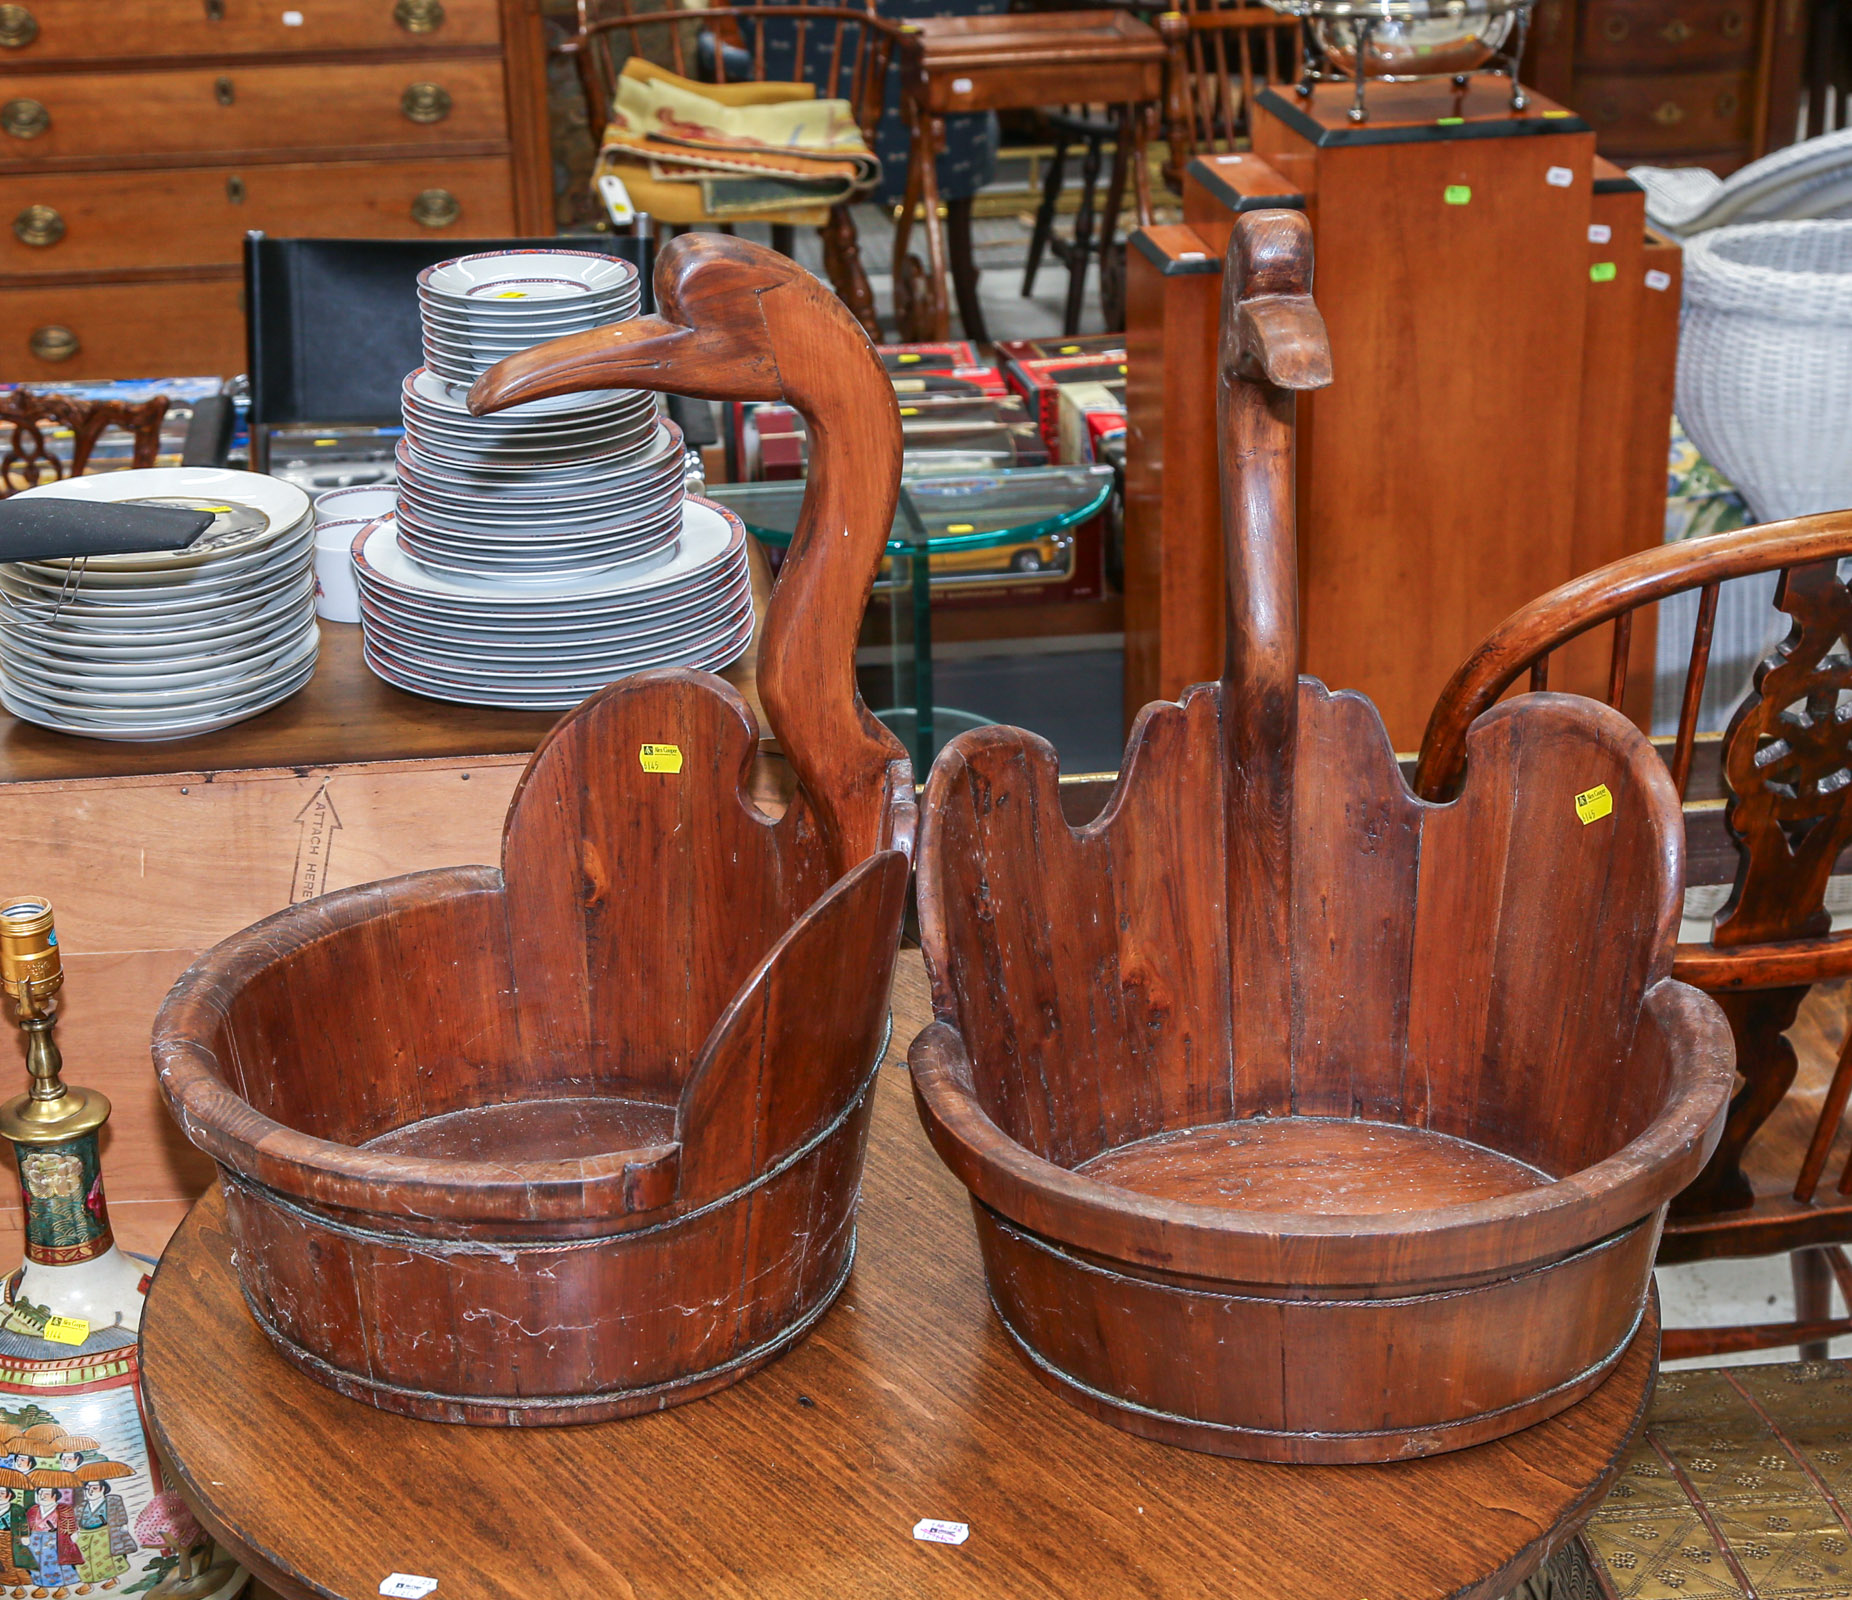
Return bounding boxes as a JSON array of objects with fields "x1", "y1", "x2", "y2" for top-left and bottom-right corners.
[
  {"x1": 357, "y1": 248, "x2": 751, "y2": 711},
  {"x1": 0, "y1": 468, "x2": 318, "y2": 741},
  {"x1": 417, "y1": 249, "x2": 643, "y2": 386},
  {"x1": 394, "y1": 368, "x2": 679, "y2": 579},
  {"x1": 353, "y1": 499, "x2": 754, "y2": 710}
]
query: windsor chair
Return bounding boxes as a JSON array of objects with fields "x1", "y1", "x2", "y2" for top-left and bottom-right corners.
[
  {"x1": 0, "y1": 391, "x2": 166, "y2": 495},
  {"x1": 1419, "y1": 513, "x2": 1852, "y2": 1360},
  {"x1": 1160, "y1": 0, "x2": 1297, "y2": 190},
  {"x1": 559, "y1": 0, "x2": 903, "y2": 342}
]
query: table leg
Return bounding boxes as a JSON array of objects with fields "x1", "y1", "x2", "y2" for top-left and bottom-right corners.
[
  {"x1": 947, "y1": 195, "x2": 988, "y2": 344},
  {"x1": 894, "y1": 105, "x2": 949, "y2": 343},
  {"x1": 820, "y1": 204, "x2": 882, "y2": 344},
  {"x1": 1095, "y1": 105, "x2": 1135, "y2": 335},
  {"x1": 1061, "y1": 126, "x2": 1106, "y2": 337}
]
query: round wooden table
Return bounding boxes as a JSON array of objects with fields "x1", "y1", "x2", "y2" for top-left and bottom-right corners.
[{"x1": 141, "y1": 958, "x2": 1656, "y2": 1600}]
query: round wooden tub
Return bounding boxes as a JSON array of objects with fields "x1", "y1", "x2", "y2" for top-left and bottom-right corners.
[
  {"x1": 153, "y1": 234, "x2": 920, "y2": 1425},
  {"x1": 911, "y1": 207, "x2": 1736, "y2": 1466}
]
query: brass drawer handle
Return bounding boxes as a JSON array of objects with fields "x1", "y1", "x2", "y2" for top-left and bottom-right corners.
[
  {"x1": 401, "y1": 82, "x2": 451, "y2": 123},
  {"x1": 29, "y1": 325, "x2": 76, "y2": 363},
  {"x1": 1721, "y1": 7, "x2": 1745, "y2": 34},
  {"x1": 0, "y1": 6, "x2": 37, "y2": 48},
  {"x1": 214, "y1": 75, "x2": 234, "y2": 106},
  {"x1": 394, "y1": 0, "x2": 444, "y2": 32},
  {"x1": 410, "y1": 187, "x2": 459, "y2": 228},
  {"x1": 1602, "y1": 12, "x2": 1628, "y2": 39},
  {"x1": 1659, "y1": 16, "x2": 1693, "y2": 41},
  {"x1": 1716, "y1": 90, "x2": 1739, "y2": 116},
  {"x1": 227, "y1": 174, "x2": 245, "y2": 203},
  {"x1": 1652, "y1": 99, "x2": 1686, "y2": 125},
  {"x1": 1, "y1": 98, "x2": 48, "y2": 139},
  {"x1": 13, "y1": 204, "x2": 61, "y2": 246}
]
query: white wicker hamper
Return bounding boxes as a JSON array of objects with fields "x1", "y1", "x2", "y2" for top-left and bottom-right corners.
[{"x1": 1677, "y1": 221, "x2": 1852, "y2": 524}]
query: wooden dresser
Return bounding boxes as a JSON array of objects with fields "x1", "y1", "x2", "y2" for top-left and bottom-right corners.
[
  {"x1": 0, "y1": 0, "x2": 552, "y2": 381},
  {"x1": 1528, "y1": 0, "x2": 1811, "y2": 173}
]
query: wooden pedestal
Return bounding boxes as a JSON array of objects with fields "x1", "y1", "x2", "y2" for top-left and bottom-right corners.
[{"x1": 1124, "y1": 78, "x2": 1681, "y2": 748}]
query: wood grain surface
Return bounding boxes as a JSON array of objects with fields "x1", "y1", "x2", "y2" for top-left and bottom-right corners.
[
  {"x1": 142, "y1": 954, "x2": 1663, "y2": 1600},
  {"x1": 910, "y1": 210, "x2": 1729, "y2": 1463}
]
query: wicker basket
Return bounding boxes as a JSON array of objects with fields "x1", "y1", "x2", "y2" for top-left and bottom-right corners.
[{"x1": 1677, "y1": 221, "x2": 1852, "y2": 524}]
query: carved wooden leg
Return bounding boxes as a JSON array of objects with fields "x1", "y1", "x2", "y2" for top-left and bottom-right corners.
[
  {"x1": 1092, "y1": 108, "x2": 1133, "y2": 336},
  {"x1": 1794, "y1": 1247, "x2": 1835, "y2": 1360},
  {"x1": 1023, "y1": 133, "x2": 1069, "y2": 297},
  {"x1": 770, "y1": 223, "x2": 796, "y2": 259},
  {"x1": 946, "y1": 195, "x2": 988, "y2": 344},
  {"x1": 819, "y1": 205, "x2": 881, "y2": 344},
  {"x1": 915, "y1": 115, "x2": 952, "y2": 343},
  {"x1": 1672, "y1": 985, "x2": 1808, "y2": 1219}
]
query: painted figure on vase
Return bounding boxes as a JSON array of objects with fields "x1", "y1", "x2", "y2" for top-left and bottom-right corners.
[
  {"x1": 27, "y1": 1485, "x2": 81, "y2": 1589},
  {"x1": 0, "y1": 1487, "x2": 33, "y2": 1587},
  {"x1": 74, "y1": 1478, "x2": 134, "y2": 1587},
  {"x1": 0, "y1": 897, "x2": 240, "y2": 1600}
]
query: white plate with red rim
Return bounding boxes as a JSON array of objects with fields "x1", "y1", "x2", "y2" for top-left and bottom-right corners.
[
  {"x1": 418, "y1": 250, "x2": 640, "y2": 304},
  {"x1": 352, "y1": 552, "x2": 744, "y2": 635},
  {"x1": 362, "y1": 612, "x2": 752, "y2": 710},
  {"x1": 353, "y1": 500, "x2": 741, "y2": 607},
  {"x1": 400, "y1": 367, "x2": 642, "y2": 422},
  {"x1": 362, "y1": 592, "x2": 751, "y2": 679},
  {"x1": 355, "y1": 568, "x2": 749, "y2": 655}
]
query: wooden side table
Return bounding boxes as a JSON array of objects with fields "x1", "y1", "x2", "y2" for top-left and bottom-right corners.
[
  {"x1": 894, "y1": 11, "x2": 1167, "y2": 342},
  {"x1": 141, "y1": 951, "x2": 1661, "y2": 1600}
]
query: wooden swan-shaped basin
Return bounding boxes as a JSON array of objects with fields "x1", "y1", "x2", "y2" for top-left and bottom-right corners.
[
  {"x1": 153, "y1": 237, "x2": 914, "y2": 1426},
  {"x1": 909, "y1": 212, "x2": 1736, "y2": 1464}
]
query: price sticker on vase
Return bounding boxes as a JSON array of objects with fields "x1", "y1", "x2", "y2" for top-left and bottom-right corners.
[
  {"x1": 639, "y1": 744, "x2": 684, "y2": 775},
  {"x1": 913, "y1": 1519, "x2": 969, "y2": 1546},
  {"x1": 41, "y1": 1315, "x2": 87, "y2": 1346}
]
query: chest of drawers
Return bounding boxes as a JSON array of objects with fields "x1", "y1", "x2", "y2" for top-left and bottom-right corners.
[
  {"x1": 0, "y1": 0, "x2": 551, "y2": 380},
  {"x1": 1528, "y1": 0, "x2": 1810, "y2": 173}
]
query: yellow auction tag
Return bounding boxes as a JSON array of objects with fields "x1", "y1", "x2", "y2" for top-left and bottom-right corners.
[
  {"x1": 42, "y1": 1316, "x2": 88, "y2": 1346},
  {"x1": 494, "y1": 290, "x2": 528, "y2": 299},
  {"x1": 1060, "y1": 344, "x2": 1080, "y2": 354},
  {"x1": 1574, "y1": 784, "x2": 1613, "y2": 826},
  {"x1": 898, "y1": 353, "x2": 921, "y2": 364},
  {"x1": 638, "y1": 743, "x2": 683, "y2": 775},
  {"x1": 1444, "y1": 185, "x2": 1472, "y2": 205},
  {"x1": 946, "y1": 523, "x2": 976, "y2": 534},
  {"x1": 900, "y1": 407, "x2": 919, "y2": 416}
]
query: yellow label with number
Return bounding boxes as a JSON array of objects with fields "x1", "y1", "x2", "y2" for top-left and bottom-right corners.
[
  {"x1": 42, "y1": 1315, "x2": 88, "y2": 1346},
  {"x1": 1574, "y1": 784, "x2": 1614, "y2": 825},
  {"x1": 639, "y1": 743, "x2": 683, "y2": 775}
]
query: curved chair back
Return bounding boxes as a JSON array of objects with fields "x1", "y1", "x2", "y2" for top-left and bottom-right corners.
[
  {"x1": 0, "y1": 391, "x2": 167, "y2": 495},
  {"x1": 1419, "y1": 511, "x2": 1852, "y2": 1358}
]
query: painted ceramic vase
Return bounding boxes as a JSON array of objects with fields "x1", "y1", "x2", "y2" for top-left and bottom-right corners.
[{"x1": 0, "y1": 898, "x2": 239, "y2": 1600}]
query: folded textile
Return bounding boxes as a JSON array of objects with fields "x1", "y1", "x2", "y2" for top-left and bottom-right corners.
[{"x1": 599, "y1": 58, "x2": 879, "y2": 221}]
